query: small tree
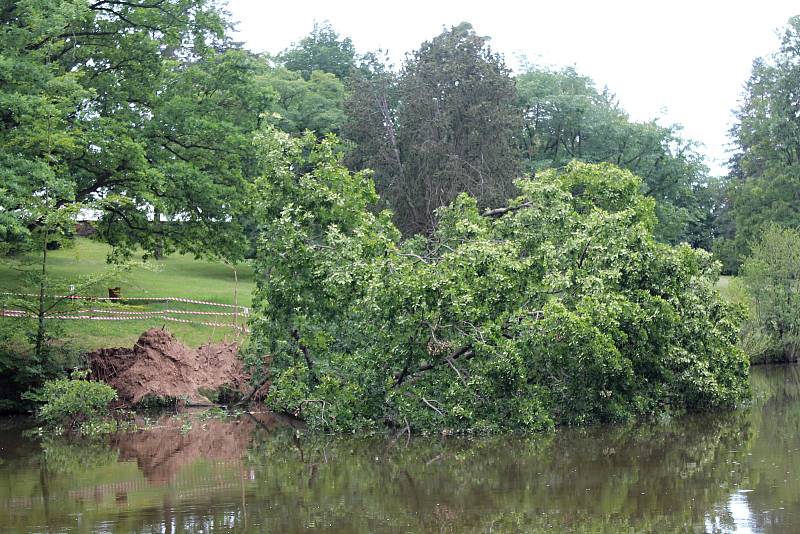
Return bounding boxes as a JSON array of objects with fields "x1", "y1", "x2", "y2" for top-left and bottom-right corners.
[
  {"x1": 740, "y1": 225, "x2": 800, "y2": 362},
  {"x1": 0, "y1": 189, "x2": 134, "y2": 411}
]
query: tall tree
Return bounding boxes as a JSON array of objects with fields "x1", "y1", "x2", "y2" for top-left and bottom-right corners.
[
  {"x1": 342, "y1": 52, "x2": 400, "y2": 201},
  {"x1": 720, "y1": 16, "x2": 800, "y2": 272},
  {"x1": 345, "y1": 23, "x2": 521, "y2": 235},
  {"x1": 278, "y1": 21, "x2": 356, "y2": 81},
  {"x1": 0, "y1": 0, "x2": 266, "y2": 261}
]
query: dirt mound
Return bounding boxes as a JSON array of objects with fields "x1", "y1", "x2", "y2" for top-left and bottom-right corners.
[{"x1": 88, "y1": 328, "x2": 250, "y2": 405}]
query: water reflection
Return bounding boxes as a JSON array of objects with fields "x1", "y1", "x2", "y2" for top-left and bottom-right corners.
[
  {"x1": 1, "y1": 365, "x2": 799, "y2": 533},
  {"x1": 111, "y1": 415, "x2": 258, "y2": 484}
]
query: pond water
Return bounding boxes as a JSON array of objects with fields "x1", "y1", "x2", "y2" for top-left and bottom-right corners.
[{"x1": 1, "y1": 365, "x2": 799, "y2": 533}]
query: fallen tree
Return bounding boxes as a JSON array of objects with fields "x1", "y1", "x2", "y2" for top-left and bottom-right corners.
[{"x1": 244, "y1": 127, "x2": 750, "y2": 433}]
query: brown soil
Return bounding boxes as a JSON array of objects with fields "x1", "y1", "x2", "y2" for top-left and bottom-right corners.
[{"x1": 87, "y1": 328, "x2": 251, "y2": 405}]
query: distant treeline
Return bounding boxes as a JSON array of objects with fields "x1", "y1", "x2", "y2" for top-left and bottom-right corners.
[{"x1": 2, "y1": 4, "x2": 799, "y2": 273}]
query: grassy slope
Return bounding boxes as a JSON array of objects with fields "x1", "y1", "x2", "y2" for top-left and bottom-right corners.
[{"x1": 0, "y1": 238, "x2": 255, "y2": 350}]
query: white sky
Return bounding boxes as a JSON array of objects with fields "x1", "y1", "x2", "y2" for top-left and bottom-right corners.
[{"x1": 226, "y1": 0, "x2": 798, "y2": 176}]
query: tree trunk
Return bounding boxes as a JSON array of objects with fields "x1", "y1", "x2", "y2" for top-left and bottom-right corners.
[
  {"x1": 153, "y1": 208, "x2": 164, "y2": 259},
  {"x1": 35, "y1": 223, "x2": 49, "y2": 359}
]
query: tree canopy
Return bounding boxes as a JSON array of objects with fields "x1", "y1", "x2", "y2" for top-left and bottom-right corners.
[
  {"x1": 717, "y1": 16, "x2": 800, "y2": 272},
  {"x1": 259, "y1": 66, "x2": 346, "y2": 136},
  {"x1": 278, "y1": 21, "x2": 356, "y2": 81},
  {"x1": 1, "y1": 12, "x2": 721, "y2": 261},
  {"x1": 516, "y1": 66, "x2": 710, "y2": 246},
  {"x1": 0, "y1": 0, "x2": 265, "y2": 261}
]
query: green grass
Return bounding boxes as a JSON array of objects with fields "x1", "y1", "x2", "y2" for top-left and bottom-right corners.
[
  {"x1": 716, "y1": 275, "x2": 734, "y2": 301},
  {"x1": 716, "y1": 275, "x2": 732, "y2": 289},
  {"x1": 0, "y1": 238, "x2": 255, "y2": 350}
]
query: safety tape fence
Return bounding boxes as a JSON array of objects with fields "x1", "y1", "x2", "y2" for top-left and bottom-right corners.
[
  {"x1": 0, "y1": 292, "x2": 249, "y2": 312},
  {"x1": 1, "y1": 309, "x2": 249, "y2": 332},
  {"x1": 77, "y1": 308, "x2": 243, "y2": 317}
]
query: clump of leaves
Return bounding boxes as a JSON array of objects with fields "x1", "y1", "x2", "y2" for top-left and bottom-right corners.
[
  {"x1": 24, "y1": 370, "x2": 118, "y2": 433},
  {"x1": 246, "y1": 127, "x2": 750, "y2": 434}
]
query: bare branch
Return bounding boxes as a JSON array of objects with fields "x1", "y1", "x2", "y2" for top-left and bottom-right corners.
[
  {"x1": 482, "y1": 201, "x2": 532, "y2": 218},
  {"x1": 421, "y1": 397, "x2": 444, "y2": 416},
  {"x1": 394, "y1": 344, "x2": 472, "y2": 387}
]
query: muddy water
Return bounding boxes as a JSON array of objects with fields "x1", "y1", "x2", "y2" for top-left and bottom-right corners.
[{"x1": 1, "y1": 365, "x2": 799, "y2": 533}]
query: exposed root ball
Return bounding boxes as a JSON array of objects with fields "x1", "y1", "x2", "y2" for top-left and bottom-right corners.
[{"x1": 87, "y1": 328, "x2": 250, "y2": 405}]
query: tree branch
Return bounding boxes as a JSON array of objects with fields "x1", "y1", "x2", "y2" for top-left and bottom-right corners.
[
  {"x1": 421, "y1": 397, "x2": 444, "y2": 416},
  {"x1": 394, "y1": 344, "x2": 472, "y2": 387},
  {"x1": 292, "y1": 329, "x2": 319, "y2": 385},
  {"x1": 482, "y1": 201, "x2": 532, "y2": 218}
]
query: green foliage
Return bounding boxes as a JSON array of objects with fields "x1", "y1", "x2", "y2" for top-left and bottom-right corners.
[
  {"x1": 739, "y1": 225, "x2": 800, "y2": 363},
  {"x1": 345, "y1": 35, "x2": 711, "y2": 242},
  {"x1": 0, "y1": 317, "x2": 82, "y2": 413},
  {"x1": 516, "y1": 65, "x2": 711, "y2": 246},
  {"x1": 96, "y1": 47, "x2": 269, "y2": 261},
  {"x1": 279, "y1": 21, "x2": 356, "y2": 81},
  {"x1": 24, "y1": 370, "x2": 118, "y2": 431},
  {"x1": 719, "y1": 278, "x2": 773, "y2": 360},
  {"x1": 722, "y1": 17, "x2": 800, "y2": 271},
  {"x1": 259, "y1": 67, "x2": 346, "y2": 135},
  {"x1": 0, "y1": 1, "x2": 262, "y2": 261},
  {"x1": 247, "y1": 129, "x2": 750, "y2": 434}
]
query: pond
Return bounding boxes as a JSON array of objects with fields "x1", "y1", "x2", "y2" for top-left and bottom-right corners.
[{"x1": 1, "y1": 365, "x2": 799, "y2": 533}]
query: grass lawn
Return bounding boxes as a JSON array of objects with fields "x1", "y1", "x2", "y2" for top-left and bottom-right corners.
[
  {"x1": 716, "y1": 275, "x2": 735, "y2": 300},
  {"x1": 0, "y1": 238, "x2": 256, "y2": 351}
]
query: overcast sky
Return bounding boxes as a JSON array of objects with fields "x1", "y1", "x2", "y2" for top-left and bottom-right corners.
[{"x1": 226, "y1": 0, "x2": 798, "y2": 176}]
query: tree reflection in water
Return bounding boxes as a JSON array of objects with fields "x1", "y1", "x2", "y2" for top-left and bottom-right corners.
[{"x1": 0, "y1": 365, "x2": 799, "y2": 533}]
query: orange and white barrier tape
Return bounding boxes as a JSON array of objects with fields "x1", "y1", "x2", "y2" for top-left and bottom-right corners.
[
  {"x1": 77, "y1": 308, "x2": 243, "y2": 317},
  {"x1": 1, "y1": 293, "x2": 249, "y2": 313},
  {"x1": 1, "y1": 309, "x2": 248, "y2": 332}
]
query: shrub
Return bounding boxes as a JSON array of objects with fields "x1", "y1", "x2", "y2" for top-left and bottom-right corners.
[
  {"x1": 24, "y1": 370, "x2": 118, "y2": 430},
  {"x1": 740, "y1": 225, "x2": 800, "y2": 363},
  {"x1": 246, "y1": 128, "x2": 750, "y2": 434}
]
